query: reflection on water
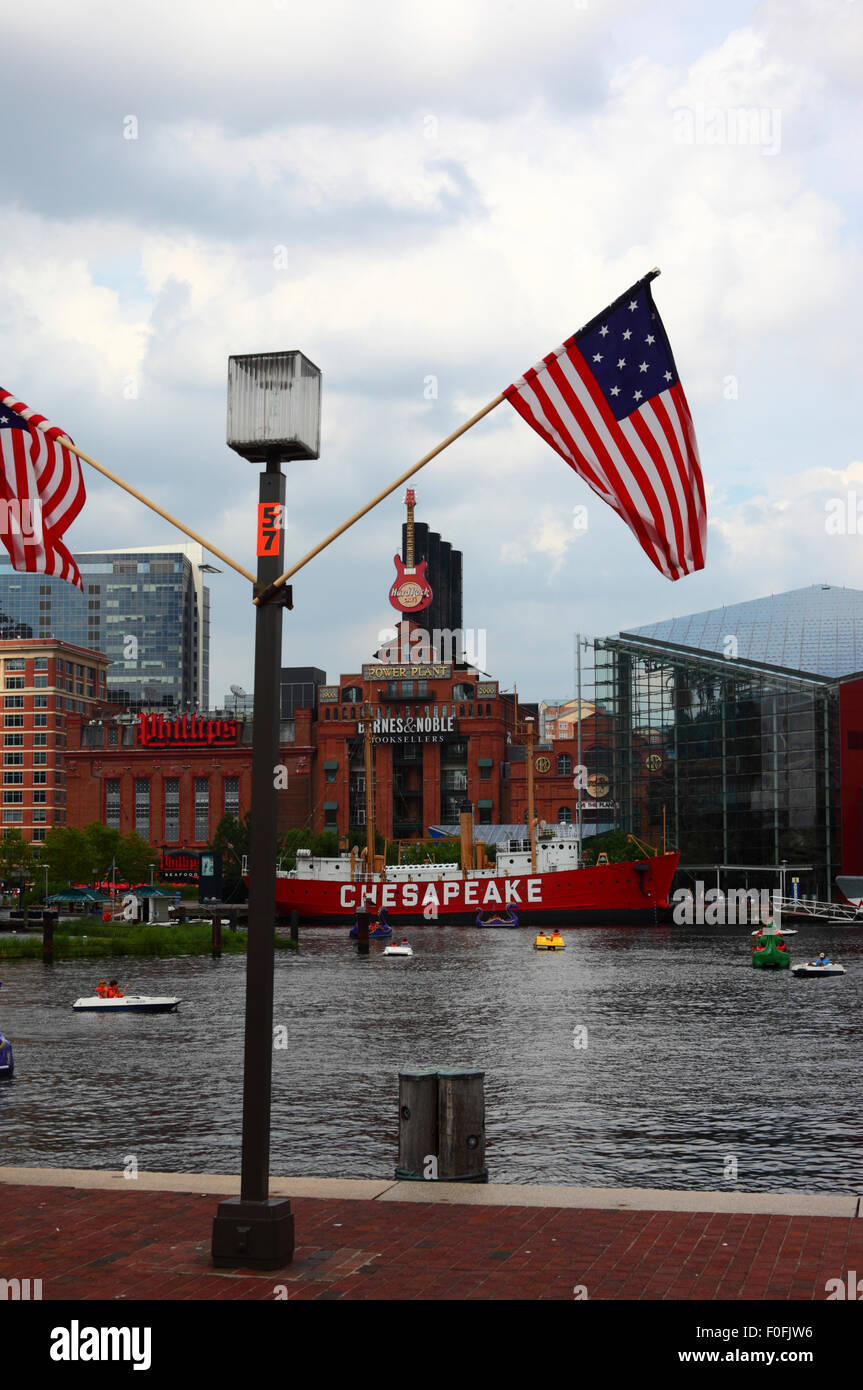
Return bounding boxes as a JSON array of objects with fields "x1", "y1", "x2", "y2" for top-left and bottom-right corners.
[{"x1": 1, "y1": 924, "x2": 862, "y2": 1192}]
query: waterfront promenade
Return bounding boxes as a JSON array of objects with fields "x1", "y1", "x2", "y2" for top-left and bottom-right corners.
[{"x1": 1, "y1": 1168, "x2": 859, "y2": 1301}]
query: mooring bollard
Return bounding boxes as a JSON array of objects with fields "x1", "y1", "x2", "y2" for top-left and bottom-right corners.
[
  {"x1": 42, "y1": 908, "x2": 56, "y2": 966},
  {"x1": 212, "y1": 915, "x2": 222, "y2": 959},
  {"x1": 290, "y1": 909, "x2": 299, "y2": 943},
  {"x1": 396, "y1": 1068, "x2": 487, "y2": 1183}
]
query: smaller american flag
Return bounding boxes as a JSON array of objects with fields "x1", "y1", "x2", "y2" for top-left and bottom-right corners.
[
  {"x1": 0, "y1": 389, "x2": 86, "y2": 590},
  {"x1": 504, "y1": 273, "x2": 705, "y2": 580}
]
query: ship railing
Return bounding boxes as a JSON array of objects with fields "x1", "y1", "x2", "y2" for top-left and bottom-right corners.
[{"x1": 777, "y1": 894, "x2": 863, "y2": 923}]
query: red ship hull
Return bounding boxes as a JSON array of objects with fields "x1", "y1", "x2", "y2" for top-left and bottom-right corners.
[{"x1": 268, "y1": 852, "x2": 680, "y2": 926}]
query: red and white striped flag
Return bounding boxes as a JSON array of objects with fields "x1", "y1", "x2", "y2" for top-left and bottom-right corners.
[
  {"x1": 0, "y1": 389, "x2": 85, "y2": 589},
  {"x1": 504, "y1": 273, "x2": 705, "y2": 580}
]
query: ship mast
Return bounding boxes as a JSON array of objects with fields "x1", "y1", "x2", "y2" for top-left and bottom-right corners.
[
  {"x1": 525, "y1": 715, "x2": 537, "y2": 876},
  {"x1": 363, "y1": 699, "x2": 375, "y2": 878}
]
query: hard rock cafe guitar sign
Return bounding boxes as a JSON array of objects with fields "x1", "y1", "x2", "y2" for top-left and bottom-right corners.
[{"x1": 389, "y1": 488, "x2": 433, "y2": 614}]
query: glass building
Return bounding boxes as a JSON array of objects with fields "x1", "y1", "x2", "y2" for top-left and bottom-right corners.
[
  {"x1": 0, "y1": 543, "x2": 214, "y2": 709},
  {"x1": 590, "y1": 585, "x2": 863, "y2": 898}
]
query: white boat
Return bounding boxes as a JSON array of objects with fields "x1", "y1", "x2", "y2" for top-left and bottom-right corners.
[
  {"x1": 382, "y1": 944, "x2": 413, "y2": 958},
  {"x1": 790, "y1": 963, "x2": 845, "y2": 977},
  {"x1": 751, "y1": 927, "x2": 797, "y2": 936},
  {"x1": 73, "y1": 995, "x2": 180, "y2": 1013}
]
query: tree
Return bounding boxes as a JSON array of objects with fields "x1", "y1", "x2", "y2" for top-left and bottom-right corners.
[{"x1": 0, "y1": 828, "x2": 35, "y2": 890}]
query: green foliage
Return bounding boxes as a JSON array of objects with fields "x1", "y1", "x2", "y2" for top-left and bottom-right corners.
[
  {"x1": 0, "y1": 828, "x2": 35, "y2": 884},
  {"x1": 397, "y1": 838, "x2": 461, "y2": 865},
  {"x1": 0, "y1": 916, "x2": 296, "y2": 960},
  {"x1": 40, "y1": 824, "x2": 155, "y2": 888},
  {"x1": 582, "y1": 830, "x2": 652, "y2": 864}
]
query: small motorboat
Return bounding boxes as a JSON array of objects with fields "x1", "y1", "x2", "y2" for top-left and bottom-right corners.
[
  {"x1": 751, "y1": 926, "x2": 797, "y2": 936},
  {"x1": 791, "y1": 961, "x2": 846, "y2": 977},
  {"x1": 349, "y1": 906, "x2": 393, "y2": 939},
  {"x1": 534, "y1": 931, "x2": 565, "y2": 951},
  {"x1": 73, "y1": 995, "x2": 180, "y2": 1013},
  {"x1": 476, "y1": 908, "x2": 519, "y2": 928},
  {"x1": 382, "y1": 942, "x2": 413, "y2": 958}
]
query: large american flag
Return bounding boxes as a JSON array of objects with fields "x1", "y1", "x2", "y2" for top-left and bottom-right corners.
[
  {"x1": 0, "y1": 389, "x2": 85, "y2": 590},
  {"x1": 505, "y1": 274, "x2": 705, "y2": 580}
]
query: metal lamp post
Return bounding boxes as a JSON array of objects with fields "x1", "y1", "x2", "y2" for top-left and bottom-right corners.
[{"x1": 212, "y1": 350, "x2": 321, "y2": 1270}]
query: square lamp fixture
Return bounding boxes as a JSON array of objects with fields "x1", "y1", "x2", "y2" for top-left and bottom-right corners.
[{"x1": 227, "y1": 351, "x2": 321, "y2": 463}]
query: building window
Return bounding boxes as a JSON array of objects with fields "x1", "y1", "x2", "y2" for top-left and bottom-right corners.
[
  {"x1": 164, "y1": 778, "x2": 180, "y2": 843},
  {"x1": 32, "y1": 828, "x2": 45, "y2": 841},
  {"x1": 34, "y1": 715, "x2": 47, "y2": 727},
  {"x1": 33, "y1": 790, "x2": 47, "y2": 803},
  {"x1": 33, "y1": 809, "x2": 46, "y2": 822},
  {"x1": 194, "y1": 778, "x2": 209, "y2": 841},
  {"x1": 4, "y1": 753, "x2": 23, "y2": 766},
  {"x1": 4, "y1": 678, "x2": 24, "y2": 689},
  {"x1": 33, "y1": 734, "x2": 47, "y2": 747},
  {"x1": 224, "y1": 777, "x2": 239, "y2": 819},
  {"x1": 3, "y1": 809, "x2": 22, "y2": 822},
  {"x1": 3, "y1": 735, "x2": 23, "y2": 747},
  {"x1": 557, "y1": 807, "x2": 573, "y2": 824},
  {"x1": 557, "y1": 754, "x2": 572, "y2": 776},
  {"x1": 34, "y1": 676, "x2": 48, "y2": 688},
  {"x1": 480, "y1": 764, "x2": 492, "y2": 780},
  {"x1": 341, "y1": 686, "x2": 362, "y2": 704},
  {"x1": 135, "y1": 779, "x2": 150, "y2": 838},
  {"x1": 33, "y1": 753, "x2": 47, "y2": 765},
  {"x1": 33, "y1": 772, "x2": 47, "y2": 785},
  {"x1": 108, "y1": 727, "x2": 118, "y2": 745},
  {"x1": 34, "y1": 696, "x2": 47, "y2": 708},
  {"x1": 3, "y1": 773, "x2": 23, "y2": 785},
  {"x1": 3, "y1": 715, "x2": 24, "y2": 728},
  {"x1": 453, "y1": 683, "x2": 475, "y2": 700},
  {"x1": 3, "y1": 792, "x2": 23, "y2": 804},
  {"x1": 5, "y1": 659, "x2": 25, "y2": 671},
  {"x1": 105, "y1": 779, "x2": 121, "y2": 829},
  {"x1": 4, "y1": 697, "x2": 23, "y2": 710},
  {"x1": 417, "y1": 681, "x2": 428, "y2": 698}
]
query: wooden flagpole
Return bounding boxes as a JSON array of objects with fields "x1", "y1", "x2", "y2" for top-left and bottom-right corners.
[
  {"x1": 254, "y1": 392, "x2": 505, "y2": 605},
  {"x1": 58, "y1": 437, "x2": 256, "y2": 584}
]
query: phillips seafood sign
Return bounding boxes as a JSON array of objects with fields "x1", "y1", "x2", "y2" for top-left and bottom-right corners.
[{"x1": 137, "y1": 713, "x2": 240, "y2": 748}]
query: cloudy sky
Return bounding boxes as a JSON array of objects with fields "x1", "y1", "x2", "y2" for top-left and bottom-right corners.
[{"x1": 2, "y1": 0, "x2": 861, "y2": 706}]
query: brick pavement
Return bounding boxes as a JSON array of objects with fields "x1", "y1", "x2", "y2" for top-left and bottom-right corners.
[{"x1": 1, "y1": 1180, "x2": 860, "y2": 1300}]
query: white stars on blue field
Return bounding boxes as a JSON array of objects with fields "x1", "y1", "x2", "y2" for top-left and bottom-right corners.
[{"x1": 573, "y1": 286, "x2": 679, "y2": 422}]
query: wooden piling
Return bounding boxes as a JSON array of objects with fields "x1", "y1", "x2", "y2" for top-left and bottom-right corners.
[
  {"x1": 290, "y1": 909, "x2": 299, "y2": 943},
  {"x1": 212, "y1": 916, "x2": 222, "y2": 959},
  {"x1": 42, "y1": 909, "x2": 55, "y2": 965}
]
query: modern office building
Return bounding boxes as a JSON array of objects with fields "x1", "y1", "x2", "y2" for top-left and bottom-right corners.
[
  {"x1": 593, "y1": 584, "x2": 863, "y2": 897},
  {"x1": 0, "y1": 542, "x2": 214, "y2": 710},
  {"x1": 0, "y1": 639, "x2": 110, "y2": 842}
]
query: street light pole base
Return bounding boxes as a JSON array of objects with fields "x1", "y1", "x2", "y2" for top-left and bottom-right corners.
[{"x1": 212, "y1": 1197, "x2": 295, "y2": 1269}]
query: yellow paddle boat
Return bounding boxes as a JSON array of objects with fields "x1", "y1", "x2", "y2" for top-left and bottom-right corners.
[{"x1": 533, "y1": 930, "x2": 565, "y2": 951}]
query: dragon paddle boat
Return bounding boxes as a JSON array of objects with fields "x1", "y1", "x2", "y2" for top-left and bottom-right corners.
[
  {"x1": 0, "y1": 983, "x2": 13, "y2": 1077},
  {"x1": 475, "y1": 908, "x2": 519, "y2": 928},
  {"x1": 751, "y1": 923, "x2": 790, "y2": 970},
  {"x1": 349, "y1": 906, "x2": 393, "y2": 939}
]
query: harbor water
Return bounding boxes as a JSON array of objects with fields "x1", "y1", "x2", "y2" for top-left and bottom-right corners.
[{"x1": 1, "y1": 923, "x2": 861, "y2": 1193}]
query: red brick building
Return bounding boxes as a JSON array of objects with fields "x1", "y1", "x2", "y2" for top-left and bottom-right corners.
[
  {"x1": 0, "y1": 639, "x2": 110, "y2": 843},
  {"x1": 64, "y1": 708, "x2": 314, "y2": 849}
]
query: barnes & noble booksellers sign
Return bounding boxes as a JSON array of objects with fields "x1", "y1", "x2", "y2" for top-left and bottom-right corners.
[{"x1": 358, "y1": 714, "x2": 457, "y2": 744}]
